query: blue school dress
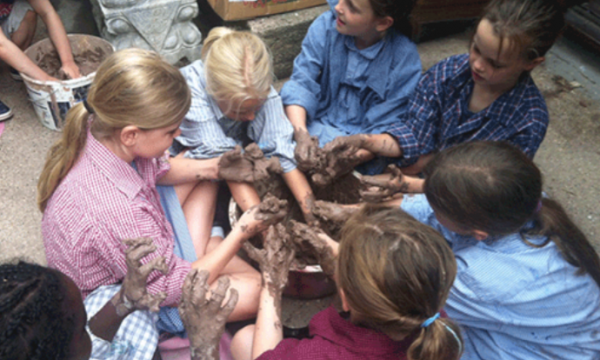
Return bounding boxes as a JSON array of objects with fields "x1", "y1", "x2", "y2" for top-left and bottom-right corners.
[
  {"x1": 173, "y1": 60, "x2": 297, "y2": 173},
  {"x1": 388, "y1": 54, "x2": 549, "y2": 167},
  {"x1": 400, "y1": 194, "x2": 600, "y2": 360},
  {"x1": 280, "y1": 0, "x2": 421, "y2": 148}
]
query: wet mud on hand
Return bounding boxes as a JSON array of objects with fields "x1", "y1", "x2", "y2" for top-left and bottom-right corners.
[{"x1": 360, "y1": 165, "x2": 408, "y2": 203}]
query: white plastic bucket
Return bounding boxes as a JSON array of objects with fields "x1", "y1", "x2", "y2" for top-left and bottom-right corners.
[{"x1": 22, "y1": 34, "x2": 114, "y2": 131}]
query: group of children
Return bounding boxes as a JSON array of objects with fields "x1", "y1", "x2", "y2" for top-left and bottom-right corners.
[{"x1": 1, "y1": 0, "x2": 599, "y2": 359}]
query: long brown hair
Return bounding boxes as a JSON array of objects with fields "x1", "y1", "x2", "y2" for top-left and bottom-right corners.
[
  {"x1": 37, "y1": 49, "x2": 191, "y2": 211},
  {"x1": 423, "y1": 141, "x2": 600, "y2": 287},
  {"x1": 480, "y1": 0, "x2": 565, "y2": 61},
  {"x1": 337, "y1": 205, "x2": 462, "y2": 360},
  {"x1": 368, "y1": 0, "x2": 418, "y2": 38}
]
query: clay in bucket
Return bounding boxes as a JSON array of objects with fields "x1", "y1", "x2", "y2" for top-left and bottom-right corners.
[{"x1": 22, "y1": 34, "x2": 114, "y2": 131}]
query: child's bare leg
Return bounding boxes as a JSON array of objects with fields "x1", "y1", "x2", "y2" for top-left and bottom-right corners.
[
  {"x1": 175, "y1": 181, "x2": 219, "y2": 258},
  {"x1": 227, "y1": 181, "x2": 260, "y2": 211},
  {"x1": 231, "y1": 325, "x2": 255, "y2": 360},
  {"x1": 11, "y1": 10, "x2": 36, "y2": 50},
  {"x1": 205, "y1": 235, "x2": 261, "y2": 321}
]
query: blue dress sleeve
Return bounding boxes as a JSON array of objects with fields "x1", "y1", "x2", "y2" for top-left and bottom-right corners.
[
  {"x1": 176, "y1": 61, "x2": 237, "y2": 159},
  {"x1": 248, "y1": 87, "x2": 297, "y2": 173},
  {"x1": 280, "y1": 11, "x2": 331, "y2": 120}
]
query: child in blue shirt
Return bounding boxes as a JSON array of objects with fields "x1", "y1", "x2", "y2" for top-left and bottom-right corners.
[
  {"x1": 280, "y1": 0, "x2": 421, "y2": 174},
  {"x1": 326, "y1": 0, "x2": 563, "y2": 176},
  {"x1": 399, "y1": 141, "x2": 600, "y2": 360}
]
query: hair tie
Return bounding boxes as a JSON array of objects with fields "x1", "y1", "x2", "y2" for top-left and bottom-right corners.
[
  {"x1": 443, "y1": 323, "x2": 463, "y2": 355},
  {"x1": 83, "y1": 99, "x2": 94, "y2": 114},
  {"x1": 421, "y1": 312, "x2": 440, "y2": 328},
  {"x1": 535, "y1": 200, "x2": 543, "y2": 213}
]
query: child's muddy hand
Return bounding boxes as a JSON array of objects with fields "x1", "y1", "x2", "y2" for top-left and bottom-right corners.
[
  {"x1": 289, "y1": 221, "x2": 336, "y2": 277},
  {"x1": 60, "y1": 62, "x2": 81, "y2": 80},
  {"x1": 323, "y1": 135, "x2": 367, "y2": 152},
  {"x1": 243, "y1": 224, "x2": 296, "y2": 292},
  {"x1": 294, "y1": 129, "x2": 324, "y2": 172},
  {"x1": 360, "y1": 165, "x2": 408, "y2": 202},
  {"x1": 237, "y1": 193, "x2": 288, "y2": 236},
  {"x1": 179, "y1": 269, "x2": 238, "y2": 360},
  {"x1": 312, "y1": 143, "x2": 361, "y2": 187},
  {"x1": 218, "y1": 144, "x2": 283, "y2": 183},
  {"x1": 312, "y1": 200, "x2": 359, "y2": 225},
  {"x1": 116, "y1": 237, "x2": 169, "y2": 315}
]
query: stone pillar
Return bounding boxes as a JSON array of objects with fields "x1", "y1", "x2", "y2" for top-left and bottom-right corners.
[{"x1": 89, "y1": 0, "x2": 202, "y2": 64}]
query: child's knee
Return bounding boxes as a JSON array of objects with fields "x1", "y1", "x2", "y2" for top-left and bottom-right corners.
[
  {"x1": 11, "y1": 10, "x2": 37, "y2": 49},
  {"x1": 231, "y1": 325, "x2": 256, "y2": 360}
]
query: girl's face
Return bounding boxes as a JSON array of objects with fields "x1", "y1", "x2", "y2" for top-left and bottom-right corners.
[
  {"x1": 334, "y1": 0, "x2": 387, "y2": 44},
  {"x1": 218, "y1": 98, "x2": 265, "y2": 122},
  {"x1": 134, "y1": 122, "x2": 182, "y2": 159},
  {"x1": 60, "y1": 273, "x2": 92, "y2": 360},
  {"x1": 469, "y1": 19, "x2": 540, "y2": 92}
]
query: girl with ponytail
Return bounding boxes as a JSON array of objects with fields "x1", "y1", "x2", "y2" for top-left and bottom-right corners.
[
  {"x1": 230, "y1": 205, "x2": 463, "y2": 360},
  {"x1": 396, "y1": 141, "x2": 600, "y2": 360}
]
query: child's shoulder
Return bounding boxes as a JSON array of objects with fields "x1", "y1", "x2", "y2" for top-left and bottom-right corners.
[{"x1": 426, "y1": 53, "x2": 470, "y2": 80}]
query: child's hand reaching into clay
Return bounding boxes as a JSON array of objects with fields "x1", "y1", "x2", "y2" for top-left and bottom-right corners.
[
  {"x1": 59, "y1": 61, "x2": 82, "y2": 80},
  {"x1": 236, "y1": 193, "x2": 288, "y2": 237},
  {"x1": 218, "y1": 144, "x2": 283, "y2": 182},
  {"x1": 312, "y1": 136, "x2": 365, "y2": 187},
  {"x1": 294, "y1": 129, "x2": 324, "y2": 172},
  {"x1": 312, "y1": 200, "x2": 360, "y2": 226},
  {"x1": 360, "y1": 165, "x2": 409, "y2": 203},
  {"x1": 113, "y1": 237, "x2": 169, "y2": 316},
  {"x1": 243, "y1": 223, "x2": 296, "y2": 293},
  {"x1": 179, "y1": 269, "x2": 238, "y2": 360},
  {"x1": 289, "y1": 220, "x2": 336, "y2": 278}
]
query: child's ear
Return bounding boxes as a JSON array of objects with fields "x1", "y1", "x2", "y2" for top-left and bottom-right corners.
[
  {"x1": 120, "y1": 125, "x2": 141, "y2": 147},
  {"x1": 376, "y1": 16, "x2": 394, "y2": 33},
  {"x1": 339, "y1": 288, "x2": 351, "y2": 312},
  {"x1": 524, "y1": 56, "x2": 545, "y2": 71},
  {"x1": 472, "y1": 229, "x2": 489, "y2": 241}
]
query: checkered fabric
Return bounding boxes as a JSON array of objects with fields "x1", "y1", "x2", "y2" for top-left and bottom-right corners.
[{"x1": 85, "y1": 284, "x2": 159, "y2": 360}]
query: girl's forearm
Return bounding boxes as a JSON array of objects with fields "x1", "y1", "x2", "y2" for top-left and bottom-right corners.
[
  {"x1": 285, "y1": 105, "x2": 308, "y2": 135},
  {"x1": 191, "y1": 226, "x2": 247, "y2": 284},
  {"x1": 363, "y1": 134, "x2": 403, "y2": 157},
  {"x1": 228, "y1": 181, "x2": 260, "y2": 212},
  {"x1": 37, "y1": 5, "x2": 75, "y2": 65},
  {"x1": 158, "y1": 157, "x2": 220, "y2": 185},
  {"x1": 282, "y1": 169, "x2": 315, "y2": 223},
  {"x1": 251, "y1": 286, "x2": 284, "y2": 359},
  {"x1": 0, "y1": 33, "x2": 52, "y2": 80},
  {"x1": 88, "y1": 291, "x2": 132, "y2": 341}
]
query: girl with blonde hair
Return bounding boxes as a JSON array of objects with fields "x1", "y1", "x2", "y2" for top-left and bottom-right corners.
[
  {"x1": 172, "y1": 27, "x2": 317, "y2": 235},
  {"x1": 230, "y1": 206, "x2": 463, "y2": 360},
  {"x1": 38, "y1": 48, "x2": 285, "y2": 359}
]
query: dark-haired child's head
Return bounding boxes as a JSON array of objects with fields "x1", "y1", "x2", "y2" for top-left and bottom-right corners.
[
  {"x1": 469, "y1": 0, "x2": 565, "y2": 91},
  {"x1": 0, "y1": 261, "x2": 91, "y2": 360},
  {"x1": 336, "y1": 205, "x2": 461, "y2": 360},
  {"x1": 333, "y1": 0, "x2": 418, "y2": 44},
  {"x1": 423, "y1": 141, "x2": 541, "y2": 239}
]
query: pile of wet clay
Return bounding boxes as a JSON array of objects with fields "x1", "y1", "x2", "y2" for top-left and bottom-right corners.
[
  {"x1": 242, "y1": 172, "x2": 361, "y2": 265},
  {"x1": 35, "y1": 46, "x2": 107, "y2": 80}
]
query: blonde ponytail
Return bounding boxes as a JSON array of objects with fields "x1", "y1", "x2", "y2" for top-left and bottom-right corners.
[
  {"x1": 37, "y1": 103, "x2": 89, "y2": 211},
  {"x1": 37, "y1": 48, "x2": 191, "y2": 212},
  {"x1": 200, "y1": 27, "x2": 273, "y2": 111}
]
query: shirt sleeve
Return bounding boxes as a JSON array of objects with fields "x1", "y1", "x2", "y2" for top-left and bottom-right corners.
[
  {"x1": 279, "y1": 11, "x2": 330, "y2": 120},
  {"x1": 176, "y1": 62, "x2": 238, "y2": 159},
  {"x1": 248, "y1": 88, "x2": 298, "y2": 172},
  {"x1": 91, "y1": 212, "x2": 191, "y2": 307},
  {"x1": 364, "y1": 39, "x2": 422, "y2": 134},
  {"x1": 506, "y1": 106, "x2": 548, "y2": 159},
  {"x1": 387, "y1": 61, "x2": 445, "y2": 167}
]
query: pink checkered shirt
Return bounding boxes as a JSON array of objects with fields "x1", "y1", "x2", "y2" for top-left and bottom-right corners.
[{"x1": 42, "y1": 130, "x2": 191, "y2": 306}]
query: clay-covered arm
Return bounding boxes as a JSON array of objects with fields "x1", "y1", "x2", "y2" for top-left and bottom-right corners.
[
  {"x1": 191, "y1": 194, "x2": 287, "y2": 285},
  {"x1": 289, "y1": 220, "x2": 338, "y2": 278},
  {"x1": 0, "y1": 27, "x2": 56, "y2": 81},
  {"x1": 88, "y1": 238, "x2": 168, "y2": 341},
  {"x1": 360, "y1": 165, "x2": 424, "y2": 202},
  {"x1": 180, "y1": 270, "x2": 238, "y2": 360},
  {"x1": 30, "y1": 0, "x2": 80, "y2": 79},
  {"x1": 243, "y1": 224, "x2": 296, "y2": 359},
  {"x1": 282, "y1": 169, "x2": 318, "y2": 225},
  {"x1": 286, "y1": 104, "x2": 308, "y2": 133},
  {"x1": 157, "y1": 156, "x2": 220, "y2": 185}
]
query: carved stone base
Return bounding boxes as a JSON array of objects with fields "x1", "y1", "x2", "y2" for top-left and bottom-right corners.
[{"x1": 89, "y1": 0, "x2": 202, "y2": 64}]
